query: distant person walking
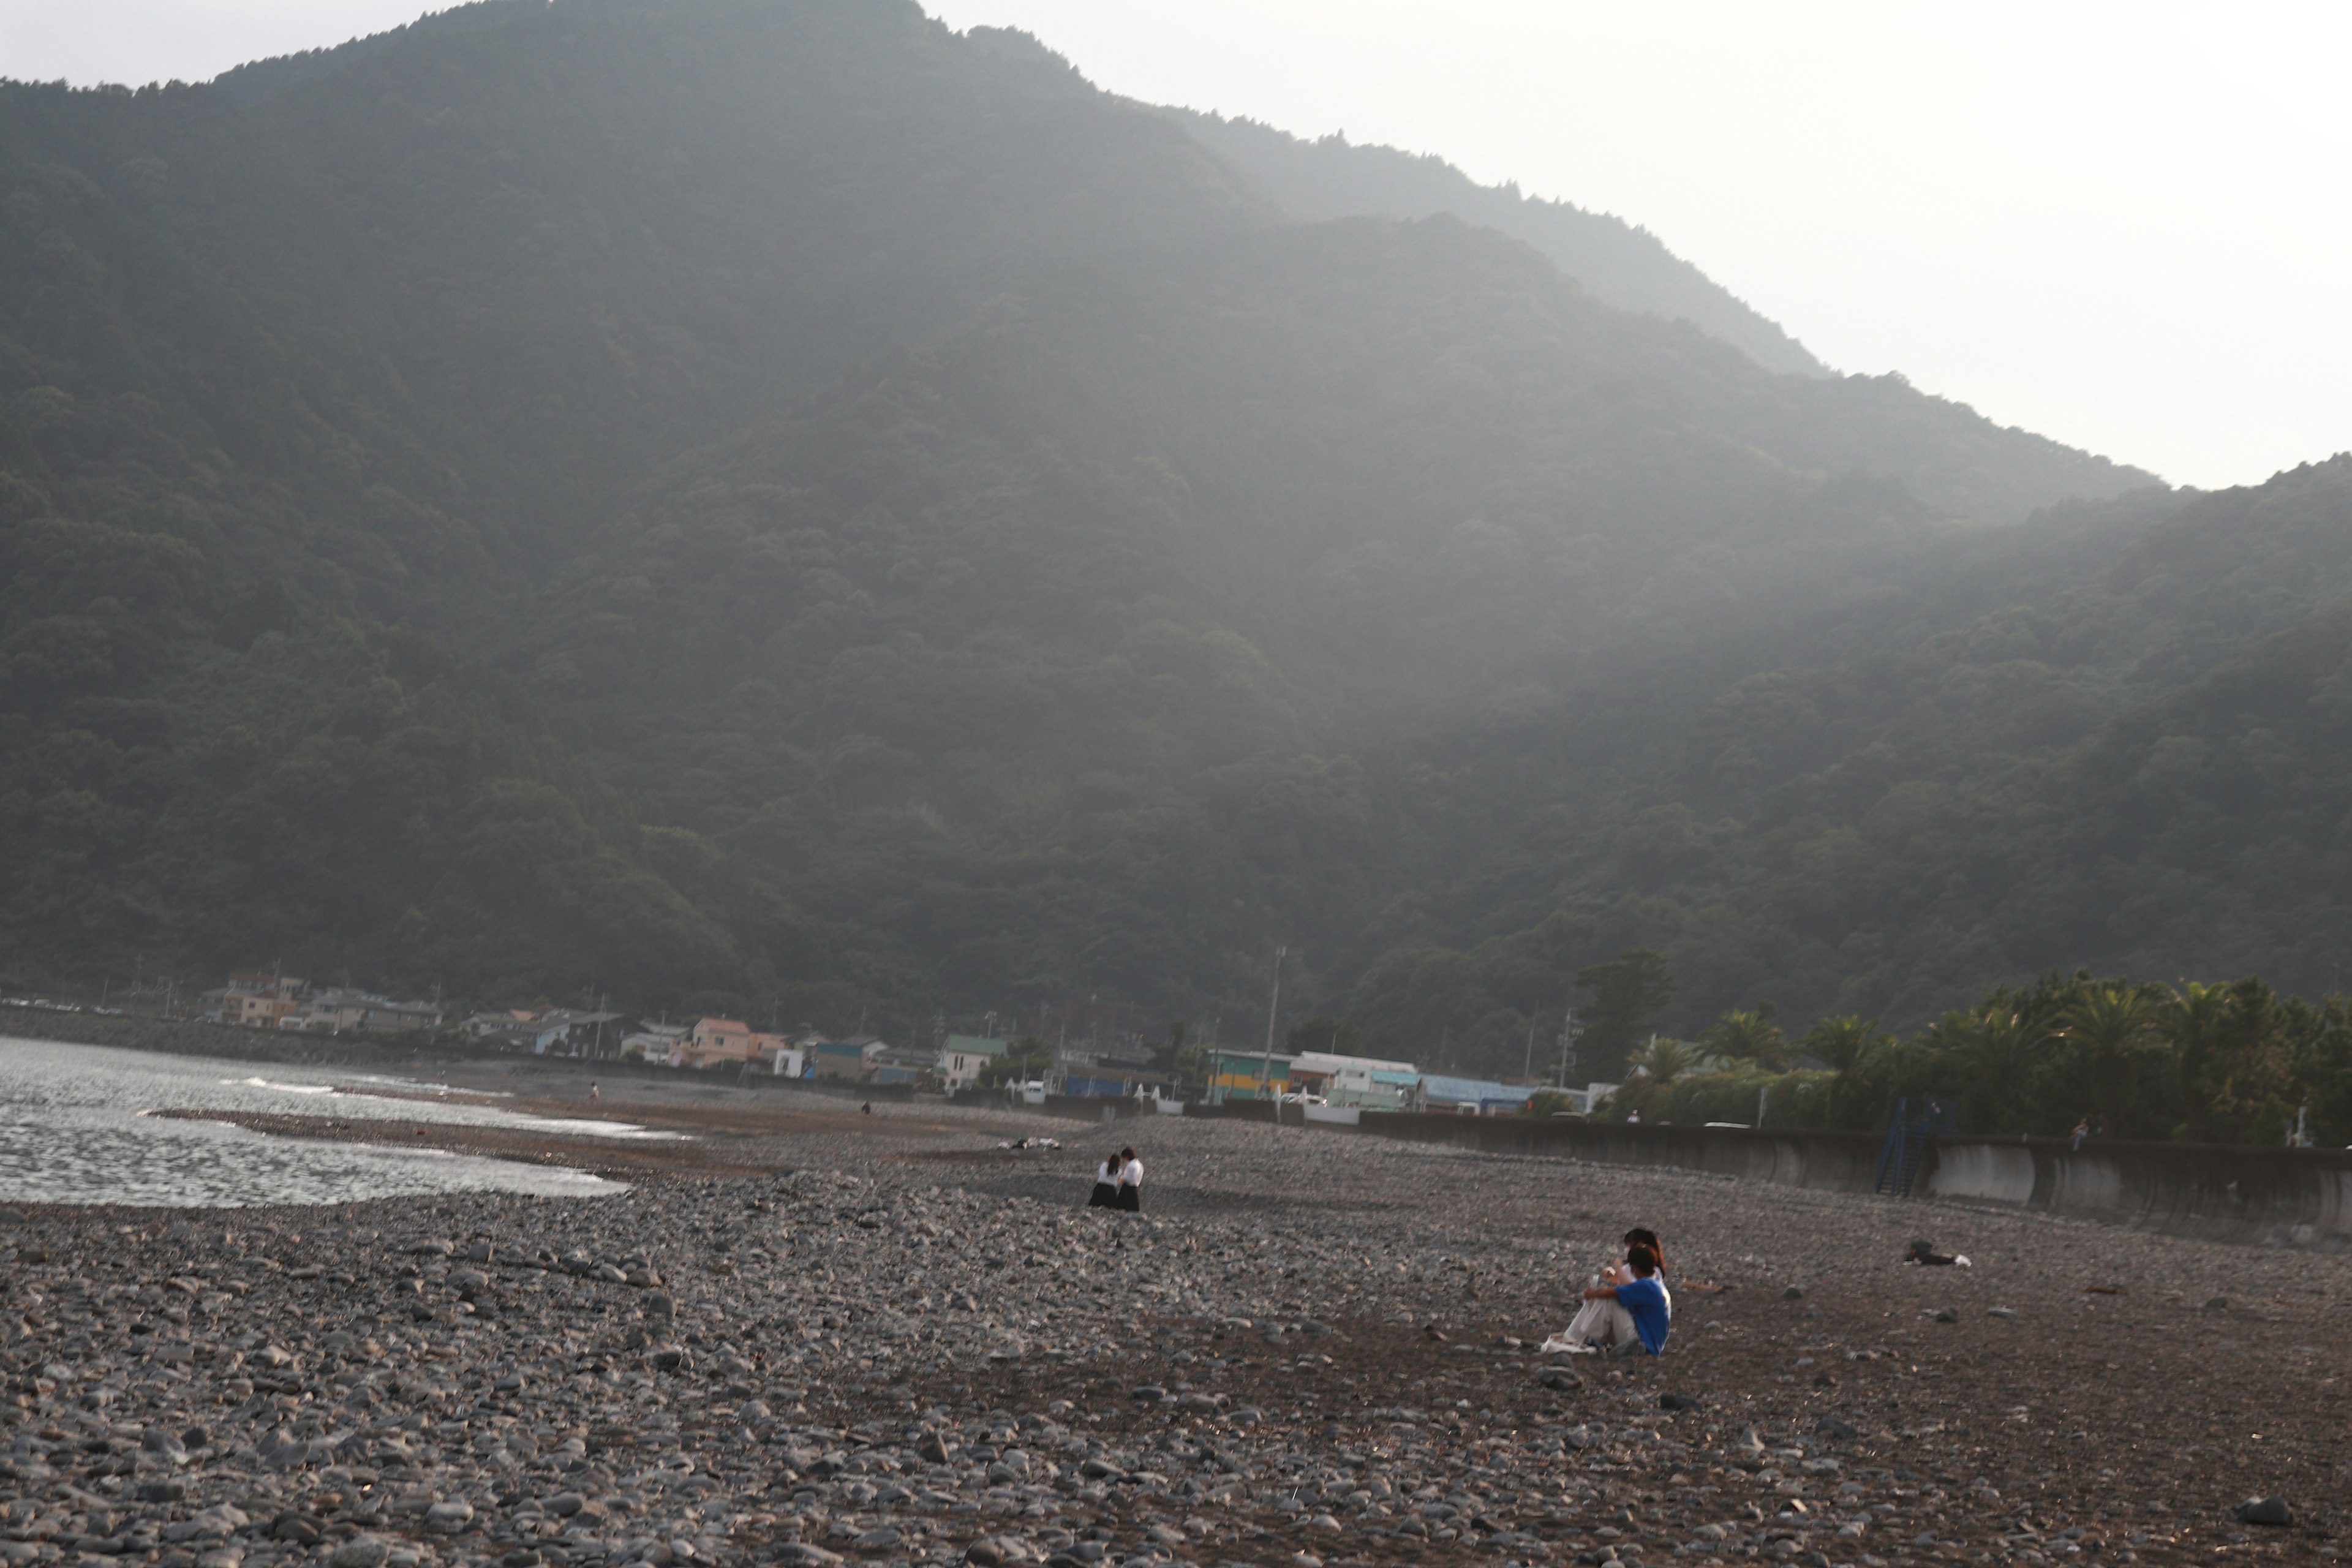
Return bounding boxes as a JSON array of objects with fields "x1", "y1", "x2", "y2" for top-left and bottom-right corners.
[
  {"x1": 1117, "y1": 1147, "x2": 1144, "y2": 1212},
  {"x1": 589, "y1": 1081, "x2": 601, "y2": 1103},
  {"x1": 2071, "y1": 1117, "x2": 2090, "y2": 1152},
  {"x1": 1088, "y1": 1153, "x2": 1121, "y2": 1209}
]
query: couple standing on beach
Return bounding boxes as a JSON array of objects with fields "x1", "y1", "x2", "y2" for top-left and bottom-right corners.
[
  {"x1": 1542, "y1": 1225, "x2": 1672, "y2": 1357},
  {"x1": 1087, "y1": 1147, "x2": 1144, "y2": 1212}
]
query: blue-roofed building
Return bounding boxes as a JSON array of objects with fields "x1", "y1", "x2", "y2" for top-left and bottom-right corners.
[{"x1": 1415, "y1": 1074, "x2": 1536, "y2": 1115}]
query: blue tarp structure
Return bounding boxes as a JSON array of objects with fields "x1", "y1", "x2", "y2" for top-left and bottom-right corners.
[{"x1": 1062, "y1": 1075, "x2": 1130, "y2": 1098}]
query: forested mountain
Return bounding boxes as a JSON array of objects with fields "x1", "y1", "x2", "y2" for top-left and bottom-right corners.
[
  {"x1": 1164, "y1": 108, "x2": 1826, "y2": 377},
  {"x1": 1359, "y1": 459, "x2": 2352, "y2": 1068},
  {"x1": 12, "y1": 0, "x2": 2339, "y2": 1076}
]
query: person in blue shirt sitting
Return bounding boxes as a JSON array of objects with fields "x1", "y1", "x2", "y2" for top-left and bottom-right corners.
[{"x1": 1581, "y1": 1243, "x2": 1672, "y2": 1356}]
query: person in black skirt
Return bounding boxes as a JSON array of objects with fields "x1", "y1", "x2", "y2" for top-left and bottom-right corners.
[
  {"x1": 1116, "y1": 1147, "x2": 1143, "y2": 1212},
  {"x1": 1088, "y1": 1153, "x2": 1121, "y2": 1208}
]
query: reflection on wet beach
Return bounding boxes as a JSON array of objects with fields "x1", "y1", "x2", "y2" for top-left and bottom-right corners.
[{"x1": 0, "y1": 1036, "x2": 638, "y2": 1207}]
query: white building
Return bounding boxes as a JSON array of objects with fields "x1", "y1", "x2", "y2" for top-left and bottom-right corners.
[{"x1": 1289, "y1": 1051, "x2": 1421, "y2": 1110}]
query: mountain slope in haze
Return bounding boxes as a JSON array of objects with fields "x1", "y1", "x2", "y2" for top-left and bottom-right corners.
[
  {"x1": 519, "y1": 208, "x2": 2176, "y2": 1022},
  {"x1": 1349, "y1": 458, "x2": 2352, "y2": 1069},
  {"x1": 0, "y1": 0, "x2": 1268, "y2": 619},
  {"x1": 1167, "y1": 107, "x2": 1826, "y2": 378},
  {"x1": 0, "y1": 0, "x2": 2215, "y2": 1041},
  {"x1": 0, "y1": 467, "x2": 798, "y2": 1002}
]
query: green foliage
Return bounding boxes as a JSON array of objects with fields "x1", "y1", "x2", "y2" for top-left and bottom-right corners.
[
  {"x1": 1624, "y1": 1036, "x2": 1703, "y2": 1086},
  {"x1": 1574, "y1": 950, "x2": 1676, "y2": 1079},
  {"x1": 981, "y1": 1033, "x2": 1055, "y2": 1087},
  {"x1": 0, "y1": 459, "x2": 787, "y2": 1008},
  {"x1": 1599, "y1": 968, "x2": 2347, "y2": 1147},
  {"x1": 1607, "y1": 1063, "x2": 1836, "y2": 1129},
  {"x1": 1702, "y1": 1005, "x2": 1789, "y2": 1072}
]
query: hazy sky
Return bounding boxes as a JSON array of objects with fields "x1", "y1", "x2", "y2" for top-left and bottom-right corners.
[{"x1": 9, "y1": 2, "x2": 2349, "y2": 490}]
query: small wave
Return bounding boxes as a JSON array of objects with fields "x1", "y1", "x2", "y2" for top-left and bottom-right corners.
[
  {"x1": 348, "y1": 1076, "x2": 514, "y2": 1098},
  {"x1": 507, "y1": 1116, "x2": 688, "y2": 1141},
  {"x1": 225, "y1": 1077, "x2": 337, "y2": 1095}
]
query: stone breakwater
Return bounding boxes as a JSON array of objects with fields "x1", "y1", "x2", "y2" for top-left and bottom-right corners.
[{"x1": 0, "y1": 1109, "x2": 2344, "y2": 1568}]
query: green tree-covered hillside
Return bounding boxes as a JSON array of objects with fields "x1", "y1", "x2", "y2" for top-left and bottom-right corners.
[{"x1": 13, "y1": 0, "x2": 2338, "y2": 1074}]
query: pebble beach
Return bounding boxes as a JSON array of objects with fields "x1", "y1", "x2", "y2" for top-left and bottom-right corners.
[{"x1": 1, "y1": 1066, "x2": 2343, "y2": 1568}]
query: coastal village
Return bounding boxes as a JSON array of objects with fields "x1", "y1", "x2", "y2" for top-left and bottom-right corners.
[{"x1": 185, "y1": 970, "x2": 1617, "y2": 1115}]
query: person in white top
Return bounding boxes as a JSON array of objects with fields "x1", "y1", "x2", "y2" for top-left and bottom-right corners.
[
  {"x1": 1088, "y1": 1154, "x2": 1120, "y2": 1209},
  {"x1": 1117, "y1": 1147, "x2": 1143, "y2": 1212}
]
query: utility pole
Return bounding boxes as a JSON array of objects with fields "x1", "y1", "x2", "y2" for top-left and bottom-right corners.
[
  {"x1": 1259, "y1": 946, "x2": 1286, "y2": 1124},
  {"x1": 1523, "y1": 1019, "x2": 1536, "y2": 1085}
]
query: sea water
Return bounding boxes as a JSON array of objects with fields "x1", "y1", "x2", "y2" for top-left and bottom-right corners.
[{"x1": 0, "y1": 1036, "x2": 650, "y2": 1208}]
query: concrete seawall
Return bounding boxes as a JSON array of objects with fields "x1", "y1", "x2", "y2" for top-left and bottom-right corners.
[
  {"x1": 1919, "y1": 1134, "x2": 2352, "y2": 1248},
  {"x1": 1231, "y1": 1108, "x2": 2352, "y2": 1250}
]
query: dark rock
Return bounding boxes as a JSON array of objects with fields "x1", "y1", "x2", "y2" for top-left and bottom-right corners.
[
  {"x1": 2236, "y1": 1497, "x2": 2291, "y2": 1527},
  {"x1": 1815, "y1": 1417, "x2": 1861, "y2": 1441},
  {"x1": 1932, "y1": 1307, "x2": 1960, "y2": 1323},
  {"x1": 917, "y1": 1433, "x2": 956, "y2": 1464},
  {"x1": 1659, "y1": 1392, "x2": 1703, "y2": 1412},
  {"x1": 1129, "y1": 1384, "x2": 1168, "y2": 1402},
  {"x1": 1781, "y1": 1286, "x2": 1805, "y2": 1300}
]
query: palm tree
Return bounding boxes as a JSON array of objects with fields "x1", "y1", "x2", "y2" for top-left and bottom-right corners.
[
  {"x1": 1921, "y1": 1001, "x2": 2044, "y2": 1133},
  {"x1": 1627, "y1": 1037, "x2": 1701, "y2": 1085},
  {"x1": 1703, "y1": 1005, "x2": 1790, "y2": 1072},
  {"x1": 2054, "y1": 983, "x2": 2160, "y2": 1134},
  {"x1": 1800, "y1": 1015, "x2": 1885, "y2": 1076},
  {"x1": 2162, "y1": 977, "x2": 2294, "y2": 1144},
  {"x1": 1797, "y1": 1014, "x2": 1891, "y2": 1130}
]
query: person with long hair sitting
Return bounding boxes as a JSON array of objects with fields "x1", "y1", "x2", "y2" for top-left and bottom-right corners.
[{"x1": 1544, "y1": 1229, "x2": 1673, "y2": 1355}]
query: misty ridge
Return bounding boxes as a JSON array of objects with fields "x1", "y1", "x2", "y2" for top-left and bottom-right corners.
[{"x1": 6, "y1": 0, "x2": 2352, "y2": 1125}]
